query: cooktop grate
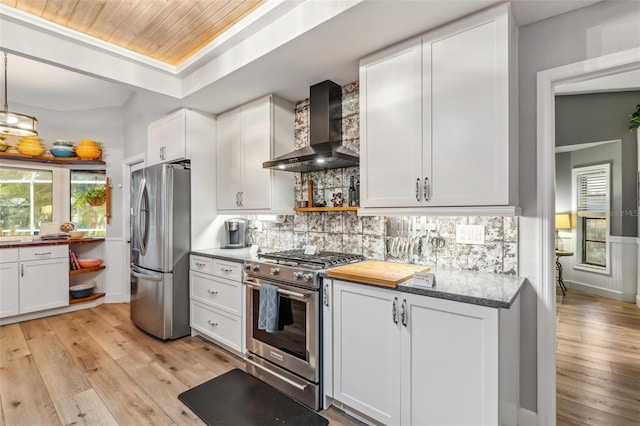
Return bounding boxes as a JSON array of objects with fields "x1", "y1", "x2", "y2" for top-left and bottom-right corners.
[{"x1": 258, "y1": 250, "x2": 364, "y2": 269}]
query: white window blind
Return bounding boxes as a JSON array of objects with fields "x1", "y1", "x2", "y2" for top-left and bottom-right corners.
[{"x1": 576, "y1": 168, "x2": 608, "y2": 213}]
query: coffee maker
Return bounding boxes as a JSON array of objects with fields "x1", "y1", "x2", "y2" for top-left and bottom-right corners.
[{"x1": 224, "y1": 218, "x2": 248, "y2": 249}]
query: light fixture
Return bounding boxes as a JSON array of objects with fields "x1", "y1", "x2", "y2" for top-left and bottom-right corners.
[
  {"x1": 1, "y1": 52, "x2": 38, "y2": 136},
  {"x1": 554, "y1": 213, "x2": 571, "y2": 250}
]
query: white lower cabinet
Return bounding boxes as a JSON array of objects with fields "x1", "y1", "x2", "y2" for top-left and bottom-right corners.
[
  {"x1": 19, "y1": 246, "x2": 69, "y2": 314},
  {"x1": 330, "y1": 279, "x2": 519, "y2": 426},
  {"x1": 0, "y1": 249, "x2": 19, "y2": 318},
  {"x1": 189, "y1": 255, "x2": 245, "y2": 355}
]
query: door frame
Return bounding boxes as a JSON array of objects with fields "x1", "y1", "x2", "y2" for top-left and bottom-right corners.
[
  {"x1": 121, "y1": 153, "x2": 145, "y2": 303},
  {"x1": 536, "y1": 47, "x2": 640, "y2": 425}
]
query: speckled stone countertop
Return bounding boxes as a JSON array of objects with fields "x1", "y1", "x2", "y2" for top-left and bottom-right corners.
[
  {"x1": 397, "y1": 268, "x2": 525, "y2": 309},
  {"x1": 325, "y1": 267, "x2": 525, "y2": 309},
  {"x1": 190, "y1": 247, "x2": 258, "y2": 263}
]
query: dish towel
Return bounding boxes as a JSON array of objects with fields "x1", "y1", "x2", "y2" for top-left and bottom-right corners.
[{"x1": 258, "y1": 284, "x2": 279, "y2": 333}]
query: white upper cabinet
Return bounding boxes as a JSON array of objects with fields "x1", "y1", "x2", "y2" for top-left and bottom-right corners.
[
  {"x1": 147, "y1": 108, "x2": 215, "y2": 167},
  {"x1": 359, "y1": 3, "x2": 519, "y2": 216},
  {"x1": 217, "y1": 95, "x2": 294, "y2": 213}
]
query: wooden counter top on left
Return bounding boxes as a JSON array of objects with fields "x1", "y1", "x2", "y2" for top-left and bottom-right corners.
[{"x1": 0, "y1": 237, "x2": 105, "y2": 248}]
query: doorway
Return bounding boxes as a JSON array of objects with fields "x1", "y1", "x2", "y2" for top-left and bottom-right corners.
[{"x1": 537, "y1": 48, "x2": 640, "y2": 425}]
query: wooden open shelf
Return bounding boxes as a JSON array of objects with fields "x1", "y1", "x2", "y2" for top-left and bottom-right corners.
[
  {"x1": 293, "y1": 206, "x2": 359, "y2": 212},
  {"x1": 0, "y1": 151, "x2": 105, "y2": 166},
  {"x1": 69, "y1": 265, "x2": 105, "y2": 275},
  {"x1": 69, "y1": 292, "x2": 105, "y2": 305}
]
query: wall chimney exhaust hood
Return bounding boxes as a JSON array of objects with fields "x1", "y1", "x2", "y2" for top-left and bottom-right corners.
[{"x1": 262, "y1": 80, "x2": 359, "y2": 173}]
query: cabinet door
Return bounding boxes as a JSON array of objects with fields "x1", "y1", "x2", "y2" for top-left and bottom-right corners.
[
  {"x1": 147, "y1": 109, "x2": 187, "y2": 166},
  {"x1": 425, "y1": 9, "x2": 509, "y2": 206},
  {"x1": 0, "y1": 262, "x2": 19, "y2": 318},
  {"x1": 20, "y1": 258, "x2": 69, "y2": 314},
  {"x1": 241, "y1": 99, "x2": 272, "y2": 209},
  {"x1": 333, "y1": 280, "x2": 401, "y2": 425},
  {"x1": 400, "y1": 294, "x2": 499, "y2": 426},
  {"x1": 360, "y1": 38, "x2": 423, "y2": 208},
  {"x1": 216, "y1": 110, "x2": 243, "y2": 209}
]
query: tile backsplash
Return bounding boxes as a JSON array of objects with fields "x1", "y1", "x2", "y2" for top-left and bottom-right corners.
[{"x1": 241, "y1": 81, "x2": 518, "y2": 275}]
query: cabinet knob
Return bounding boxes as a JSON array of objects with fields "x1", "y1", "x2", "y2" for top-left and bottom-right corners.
[{"x1": 207, "y1": 320, "x2": 218, "y2": 326}]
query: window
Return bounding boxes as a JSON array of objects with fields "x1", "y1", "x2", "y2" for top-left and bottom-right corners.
[
  {"x1": 572, "y1": 163, "x2": 610, "y2": 271},
  {"x1": 70, "y1": 171, "x2": 107, "y2": 236},
  {"x1": 0, "y1": 167, "x2": 53, "y2": 236}
]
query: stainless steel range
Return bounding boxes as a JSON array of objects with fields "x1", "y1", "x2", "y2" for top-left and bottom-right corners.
[{"x1": 244, "y1": 250, "x2": 364, "y2": 410}]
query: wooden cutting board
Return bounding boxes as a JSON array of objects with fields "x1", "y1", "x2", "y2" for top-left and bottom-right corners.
[{"x1": 327, "y1": 260, "x2": 431, "y2": 288}]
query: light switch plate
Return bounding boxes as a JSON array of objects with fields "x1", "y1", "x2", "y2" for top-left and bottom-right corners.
[{"x1": 456, "y1": 225, "x2": 485, "y2": 244}]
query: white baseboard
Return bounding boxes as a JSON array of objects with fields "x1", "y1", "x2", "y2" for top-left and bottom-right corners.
[
  {"x1": 518, "y1": 407, "x2": 537, "y2": 426},
  {"x1": 636, "y1": 294, "x2": 640, "y2": 308},
  {"x1": 565, "y1": 280, "x2": 625, "y2": 301}
]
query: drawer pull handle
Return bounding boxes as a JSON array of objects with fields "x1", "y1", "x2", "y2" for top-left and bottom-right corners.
[
  {"x1": 196, "y1": 262, "x2": 206, "y2": 267},
  {"x1": 35, "y1": 252, "x2": 52, "y2": 256},
  {"x1": 207, "y1": 320, "x2": 218, "y2": 326},
  {"x1": 207, "y1": 289, "x2": 218, "y2": 295},
  {"x1": 221, "y1": 267, "x2": 233, "y2": 273}
]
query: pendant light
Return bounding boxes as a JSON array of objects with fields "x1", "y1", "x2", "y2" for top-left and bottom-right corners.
[{"x1": 1, "y1": 52, "x2": 38, "y2": 136}]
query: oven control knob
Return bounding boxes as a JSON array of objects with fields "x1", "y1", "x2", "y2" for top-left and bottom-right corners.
[
  {"x1": 244, "y1": 264, "x2": 252, "y2": 271},
  {"x1": 251, "y1": 265, "x2": 260, "y2": 272},
  {"x1": 293, "y1": 271, "x2": 303, "y2": 280},
  {"x1": 303, "y1": 273, "x2": 313, "y2": 283},
  {"x1": 270, "y1": 268, "x2": 280, "y2": 276}
]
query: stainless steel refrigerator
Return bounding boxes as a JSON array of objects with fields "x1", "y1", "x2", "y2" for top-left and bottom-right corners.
[{"x1": 130, "y1": 163, "x2": 191, "y2": 340}]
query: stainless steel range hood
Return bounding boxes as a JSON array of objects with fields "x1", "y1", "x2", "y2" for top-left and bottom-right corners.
[{"x1": 263, "y1": 80, "x2": 359, "y2": 173}]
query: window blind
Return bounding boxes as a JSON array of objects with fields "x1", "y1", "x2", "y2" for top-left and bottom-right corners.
[{"x1": 576, "y1": 169, "x2": 608, "y2": 213}]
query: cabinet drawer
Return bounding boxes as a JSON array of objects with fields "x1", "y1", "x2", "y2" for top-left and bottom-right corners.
[
  {"x1": 190, "y1": 271, "x2": 242, "y2": 315},
  {"x1": 19, "y1": 245, "x2": 67, "y2": 261},
  {"x1": 190, "y1": 255, "x2": 214, "y2": 275},
  {"x1": 0, "y1": 248, "x2": 19, "y2": 263},
  {"x1": 191, "y1": 301, "x2": 242, "y2": 353},
  {"x1": 212, "y1": 259, "x2": 242, "y2": 281}
]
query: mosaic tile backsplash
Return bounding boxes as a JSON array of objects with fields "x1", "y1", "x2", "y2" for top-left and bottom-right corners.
[{"x1": 244, "y1": 82, "x2": 518, "y2": 275}]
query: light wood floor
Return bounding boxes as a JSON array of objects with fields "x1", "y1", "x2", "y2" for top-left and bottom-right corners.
[
  {"x1": 556, "y1": 288, "x2": 640, "y2": 426},
  {"x1": 0, "y1": 303, "x2": 362, "y2": 426}
]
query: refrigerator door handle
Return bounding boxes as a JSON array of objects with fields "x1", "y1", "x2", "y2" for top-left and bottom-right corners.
[
  {"x1": 134, "y1": 177, "x2": 148, "y2": 256},
  {"x1": 131, "y1": 266, "x2": 163, "y2": 281}
]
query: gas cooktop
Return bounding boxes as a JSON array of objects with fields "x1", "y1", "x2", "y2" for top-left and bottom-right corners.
[{"x1": 258, "y1": 249, "x2": 364, "y2": 270}]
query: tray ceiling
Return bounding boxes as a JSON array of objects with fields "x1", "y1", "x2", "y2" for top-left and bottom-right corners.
[{"x1": 0, "y1": 0, "x2": 266, "y2": 65}]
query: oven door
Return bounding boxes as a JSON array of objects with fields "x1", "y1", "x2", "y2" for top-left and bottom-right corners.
[{"x1": 245, "y1": 277, "x2": 319, "y2": 382}]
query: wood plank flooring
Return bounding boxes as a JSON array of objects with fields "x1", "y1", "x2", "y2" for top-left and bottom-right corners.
[
  {"x1": 557, "y1": 289, "x2": 640, "y2": 426},
  {"x1": 0, "y1": 303, "x2": 362, "y2": 426}
]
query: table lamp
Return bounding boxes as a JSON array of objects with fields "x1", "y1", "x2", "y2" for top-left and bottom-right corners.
[{"x1": 555, "y1": 213, "x2": 571, "y2": 250}]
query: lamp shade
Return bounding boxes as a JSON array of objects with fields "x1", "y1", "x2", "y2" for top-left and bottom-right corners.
[{"x1": 555, "y1": 213, "x2": 571, "y2": 230}]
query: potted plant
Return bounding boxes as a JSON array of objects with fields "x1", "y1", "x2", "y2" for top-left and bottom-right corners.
[
  {"x1": 80, "y1": 186, "x2": 107, "y2": 206},
  {"x1": 630, "y1": 103, "x2": 640, "y2": 131}
]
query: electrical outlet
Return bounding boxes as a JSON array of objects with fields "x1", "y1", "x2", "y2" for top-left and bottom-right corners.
[{"x1": 456, "y1": 225, "x2": 485, "y2": 244}]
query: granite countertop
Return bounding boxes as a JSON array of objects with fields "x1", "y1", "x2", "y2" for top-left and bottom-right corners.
[
  {"x1": 0, "y1": 237, "x2": 105, "y2": 249},
  {"x1": 191, "y1": 247, "x2": 258, "y2": 263},
  {"x1": 324, "y1": 267, "x2": 525, "y2": 309},
  {"x1": 397, "y1": 268, "x2": 525, "y2": 309}
]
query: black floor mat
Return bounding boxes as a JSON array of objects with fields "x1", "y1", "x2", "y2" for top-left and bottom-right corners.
[{"x1": 178, "y1": 368, "x2": 328, "y2": 426}]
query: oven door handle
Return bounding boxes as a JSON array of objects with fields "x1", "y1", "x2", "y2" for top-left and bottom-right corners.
[
  {"x1": 244, "y1": 280, "x2": 311, "y2": 300},
  {"x1": 246, "y1": 355, "x2": 309, "y2": 391}
]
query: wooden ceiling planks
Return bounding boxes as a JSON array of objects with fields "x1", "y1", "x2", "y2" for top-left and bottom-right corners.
[{"x1": 3, "y1": 0, "x2": 266, "y2": 65}]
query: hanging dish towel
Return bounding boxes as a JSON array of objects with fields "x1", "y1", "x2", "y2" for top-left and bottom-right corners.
[{"x1": 258, "y1": 284, "x2": 279, "y2": 333}]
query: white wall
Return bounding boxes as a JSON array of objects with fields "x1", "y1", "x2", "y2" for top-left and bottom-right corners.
[{"x1": 518, "y1": 0, "x2": 640, "y2": 412}]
